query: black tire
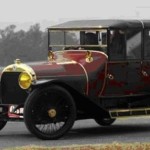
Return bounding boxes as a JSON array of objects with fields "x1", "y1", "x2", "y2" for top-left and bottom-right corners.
[
  {"x1": 24, "y1": 85, "x2": 76, "y2": 140},
  {"x1": 95, "y1": 118, "x2": 116, "y2": 126},
  {"x1": 0, "y1": 121, "x2": 7, "y2": 131}
]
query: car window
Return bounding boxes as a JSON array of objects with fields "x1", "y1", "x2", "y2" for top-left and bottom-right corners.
[
  {"x1": 109, "y1": 29, "x2": 142, "y2": 61},
  {"x1": 49, "y1": 31, "x2": 64, "y2": 51},
  {"x1": 126, "y1": 29, "x2": 142, "y2": 59},
  {"x1": 49, "y1": 30, "x2": 107, "y2": 53},
  {"x1": 109, "y1": 29, "x2": 126, "y2": 60},
  {"x1": 66, "y1": 31, "x2": 80, "y2": 45},
  {"x1": 144, "y1": 29, "x2": 150, "y2": 59}
]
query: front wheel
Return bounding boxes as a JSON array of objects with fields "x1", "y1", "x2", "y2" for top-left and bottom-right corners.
[
  {"x1": 0, "y1": 121, "x2": 7, "y2": 131},
  {"x1": 24, "y1": 85, "x2": 76, "y2": 140},
  {"x1": 95, "y1": 118, "x2": 116, "y2": 126}
]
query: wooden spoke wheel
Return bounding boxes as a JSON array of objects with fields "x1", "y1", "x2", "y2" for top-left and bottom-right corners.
[{"x1": 24, "y1": 85, "x2": 76, "y2": 140}]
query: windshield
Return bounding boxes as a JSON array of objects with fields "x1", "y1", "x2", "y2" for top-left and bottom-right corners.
[{"x1": 48, "y1": 30, "x2": 107, "y2": 53}]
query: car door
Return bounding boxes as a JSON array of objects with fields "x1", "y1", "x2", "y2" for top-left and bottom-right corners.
[
  {"x1": 126, "y1": 29, "x2": 142, "y2": 94},
  {"x1": 105, "y1": 62, "x2": 142, "y2": 96},
  {"x1": 105, "y1": 61, "x2": 127, "y2": 96},
  {"x1": 104, "y1": 29, "x2": 127, "y2": 96},
  {"x1": 126, "y1": 61, "x2": 142, "y2": 94},
  {"x1": 104, "y1": 29, "x2": 142, "y2": 96}
]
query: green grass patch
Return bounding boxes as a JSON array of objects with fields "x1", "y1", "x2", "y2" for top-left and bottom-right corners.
[{"x1": 4, "y1": 142, "x2": 150, "y2": 150}]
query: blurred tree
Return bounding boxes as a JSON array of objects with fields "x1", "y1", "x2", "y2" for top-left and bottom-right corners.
[
  {"x1": 0, "y1": 24, "x2": 47, "y2": 65},
  {"x1": 0, "y1": 23, "x2": 76, "y2": 66}
]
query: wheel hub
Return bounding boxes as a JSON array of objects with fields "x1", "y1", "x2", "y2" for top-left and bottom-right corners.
[{"x1": 48, "y1": 109, "x2": 57, "y2": 118}]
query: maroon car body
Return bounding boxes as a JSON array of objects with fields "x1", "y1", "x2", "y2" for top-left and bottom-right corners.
[
  {"x1": 0, "y1": 20, "x2": 150, "y2": 140},
  {"x1": 31, "y1": 50, "x2": 107, "y2": 97}
]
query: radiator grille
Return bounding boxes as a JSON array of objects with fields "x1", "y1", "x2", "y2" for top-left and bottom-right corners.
[{"x1": 1, "y1": 72, "x2": 28, "y2": 104}]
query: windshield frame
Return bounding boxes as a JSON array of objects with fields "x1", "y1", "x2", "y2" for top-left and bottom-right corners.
[{"x1": 48, "y1": 28, "x2": 108, "y2": 52}]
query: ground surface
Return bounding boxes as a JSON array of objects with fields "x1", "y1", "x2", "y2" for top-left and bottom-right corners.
[{"x1": 1, "y1": 118, "x2": 150, "y2": 149}]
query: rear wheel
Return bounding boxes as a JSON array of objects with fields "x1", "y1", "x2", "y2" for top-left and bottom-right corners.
[
  {"x1": 95, "y1": 118, "x2": 115, "y2": 126},
  {"x1": 24, "y1": 85, "x2": 76, "y2": 140},
  {"x1": 0, "y1": 121, "x2": 7, "y2": 130}
]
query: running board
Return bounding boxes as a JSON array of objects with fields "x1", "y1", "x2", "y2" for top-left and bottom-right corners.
[{"x1": 109, "y1": 108, "x2": 150, "y2": 118}]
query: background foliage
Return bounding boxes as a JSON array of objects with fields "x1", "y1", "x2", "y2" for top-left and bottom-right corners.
[{"x1": 0, "y1": 24, "x2": 47, "y2": 66}]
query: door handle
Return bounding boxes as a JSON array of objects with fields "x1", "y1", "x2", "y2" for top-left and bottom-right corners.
[
  {"x1": 142, "y1": 70, "x2": 148, "y2": 77},
  {"x1": 107, "y1": 74, "x2": 114, "y2": 80}
]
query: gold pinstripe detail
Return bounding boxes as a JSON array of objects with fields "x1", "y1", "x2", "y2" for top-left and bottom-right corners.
[
  {"x1": 98, "y1": 62, "x2": 108, "y2": 96},
  {"x1": 77, "y1": 62, "x2": 89, "y2": 95}
]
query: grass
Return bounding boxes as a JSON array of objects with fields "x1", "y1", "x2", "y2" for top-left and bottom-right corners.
[{"x1": 4, "y1": 142, "x2": 150, "y2": 150}]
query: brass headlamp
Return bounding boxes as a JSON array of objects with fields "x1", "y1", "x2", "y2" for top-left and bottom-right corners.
[
  {"x1": 18, "y1": 71, "x2": 33, "y2": 89},
  {"x1": 2, "y1": 59, "x2": 36, "y2": 90}
]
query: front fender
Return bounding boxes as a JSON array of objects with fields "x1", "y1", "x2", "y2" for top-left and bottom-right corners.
[
  {"x1": 31, "y1": 79, "x2": 79, "y2": 93},
  {"x1": 31, "y1": 79, "x2": 110, "y2": 119},
  {"x1": 32, "y1": 79, "x2": 59, "y2": 89}
]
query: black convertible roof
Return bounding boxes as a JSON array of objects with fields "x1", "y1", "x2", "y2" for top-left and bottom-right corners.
[{"x1": 48, "y1": 20, "x2": 150, "y2": 30}]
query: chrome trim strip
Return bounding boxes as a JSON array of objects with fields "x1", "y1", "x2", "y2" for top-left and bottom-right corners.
[
  {"x1": 56, "y1": 60, "x2": 77, "y2": 65},
  {"x1": 109, "y1": 107, "x2": 150, "y2": 119},
  {"x1": 49, "y1": 44, "x2": 107, "y2": 48},
  {"x1": 111, "y1": 115, "x2": 150, "y2": 119},
  {"x1": 137, "y1": 20, "x2": 144, "y2": 28},
  {"x1": 54, "y1": 50, "x2": 108, "y2": 59},
  {"x1": 110, "y1": 107, "x2": 150, "y2": 112}
]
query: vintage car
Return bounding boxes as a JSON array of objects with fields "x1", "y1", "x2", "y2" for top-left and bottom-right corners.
[{"x1": 0, "y1": 20, "x2": 150, "y2": 140}]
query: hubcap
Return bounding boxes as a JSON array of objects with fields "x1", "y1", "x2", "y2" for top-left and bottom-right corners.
[{"x1": 48, "y1": 109, "x2": 57, "y2": 118}]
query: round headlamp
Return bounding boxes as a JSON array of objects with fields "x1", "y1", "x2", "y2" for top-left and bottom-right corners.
[{"x1": 19, "y1": 71, "x2": 32, "y2": 89}]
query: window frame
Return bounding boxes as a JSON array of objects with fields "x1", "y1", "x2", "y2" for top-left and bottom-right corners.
[{"x1": 48, "y1": 28, "x2": 108, "y2": 52}]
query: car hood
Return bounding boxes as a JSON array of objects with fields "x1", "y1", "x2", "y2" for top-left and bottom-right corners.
[{"x1": 29, "y1": 50, "x2": 108, "y2": 80}]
